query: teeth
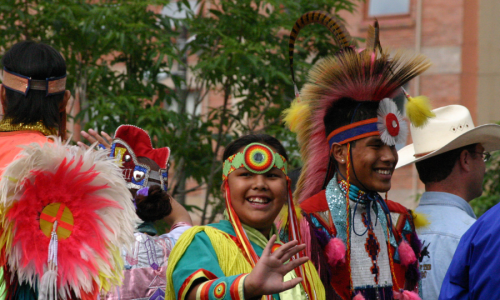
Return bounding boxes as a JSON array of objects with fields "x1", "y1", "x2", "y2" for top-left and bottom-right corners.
[
  {"x1": 376, "y1": 169, "x2": 391, "y2": 175},
  {"x1": 247, "y1": 197, "x2": 269, "y2": 204}
]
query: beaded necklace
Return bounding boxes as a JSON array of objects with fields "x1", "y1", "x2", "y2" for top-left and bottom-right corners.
[{"x1": 0, "y1": 118, "x2": 56, "y2": 136}]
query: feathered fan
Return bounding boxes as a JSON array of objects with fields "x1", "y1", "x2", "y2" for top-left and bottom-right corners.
[{"x1": 0, "y1": 138, "x2": 138, "y2": 300}]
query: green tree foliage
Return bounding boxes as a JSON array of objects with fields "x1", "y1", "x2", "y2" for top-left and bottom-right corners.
[{"x1": 0, "y1": 0, "x2": 359, "y2": 224}]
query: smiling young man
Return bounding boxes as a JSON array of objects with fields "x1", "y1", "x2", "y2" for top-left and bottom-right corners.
[{"x1": 283, "y1": 11, "x2": 432, "y2": 300}]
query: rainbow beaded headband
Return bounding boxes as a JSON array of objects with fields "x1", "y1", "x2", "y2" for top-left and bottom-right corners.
[{"x1": 222, "y1": 143, "x2": 288, "y2": 181}]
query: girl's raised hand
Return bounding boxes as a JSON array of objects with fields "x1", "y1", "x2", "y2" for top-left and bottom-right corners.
[
  {"x1": 243, "y1": 235, "x2": 309, "y2": 299},
  {"x1": 77, "y1": 129, "x2": 113, "y2": 150}
]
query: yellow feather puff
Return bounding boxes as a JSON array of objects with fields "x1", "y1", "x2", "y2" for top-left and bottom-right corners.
[
  {"x1": 405, "y1": 95, "x2": 436, "y2": 128},
  {"x1": 282, "y1": 98, "x2": 310, "y2": 133},
  {"x1": 411, "y1": 210, "x2": 430, "y2": 229}
]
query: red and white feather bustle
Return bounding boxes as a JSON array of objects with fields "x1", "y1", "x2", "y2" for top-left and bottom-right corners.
[{"x1": 0, "y1": 138, "x2": 138, "y2": 300}]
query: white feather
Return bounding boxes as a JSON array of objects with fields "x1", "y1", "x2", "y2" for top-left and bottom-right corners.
[{"x1": 377, "y1": 98, "x2": 408, "y2": 146}]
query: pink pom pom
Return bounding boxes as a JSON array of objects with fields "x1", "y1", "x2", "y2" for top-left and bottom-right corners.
[
  {"x1": 352, "y1": 292, "x2": 365, "y2": 300},
  {"x1": 393, "y1": 290, "x2": 421, "y2": 300},
  {"x1": 325, "y1": 237, "x2": 346, "y2": 267},
  {"x1": 398, "y1": 240, "x2": 416, "y2": 266}
]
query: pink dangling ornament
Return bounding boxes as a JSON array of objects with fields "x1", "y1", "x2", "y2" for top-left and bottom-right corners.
[
  {"x1": 325, "y1": 237, "x2": 346, "y2": 267},
  {"x1": 398, "y1": 240, "x2": 416, "y2": 266},
  {"x1": 352, "y1": 292, "x2": 366, "y2": 300},
  {"x1": 393, "y1": 290, "x2": 421, "y2": 300}
]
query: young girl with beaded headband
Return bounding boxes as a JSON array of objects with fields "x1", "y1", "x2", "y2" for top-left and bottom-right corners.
[
  {"x1": 165, "y1": 134, "x2": 324, "y2": 300},
  {"x1": 283, "y1": 11, "x2": 432, "y2": 300}
]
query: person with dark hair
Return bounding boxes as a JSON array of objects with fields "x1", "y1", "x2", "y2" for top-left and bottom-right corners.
[
  {"x1": 104, "y1": 125, "x2": 192, "y2": 300},
  {"x1": 0, "y1": 41, "x2": 71, "y2": 176},
  {"x1": 395, "y1": 105, "x2": 500, "y2": 300},
  {"x1": 283, "y1": 11, "x2": 430, "y2": 300},
  {"x1": 165, "y1": 134, "x2": 325, "y2": 300}
]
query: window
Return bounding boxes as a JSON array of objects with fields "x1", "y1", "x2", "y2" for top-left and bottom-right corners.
[{"x1": 368, "y1": 0, "x2": 410, "y2": 17}]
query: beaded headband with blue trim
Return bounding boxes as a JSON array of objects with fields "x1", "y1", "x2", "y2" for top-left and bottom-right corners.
[
  {"x1": 326, "y1": 98, "x2": 408, "y2": 148},
  {"x1": 2, "y1": 68, "x2": 67, "y2": 96}
]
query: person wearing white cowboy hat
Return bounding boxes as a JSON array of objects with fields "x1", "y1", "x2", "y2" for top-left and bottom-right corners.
[{"x1": 396, "y1": 104, "x2": 500, "y2": 300}]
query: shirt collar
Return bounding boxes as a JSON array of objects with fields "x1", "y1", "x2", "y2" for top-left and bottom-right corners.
[{"x1": 419, "y1": 191, "x2": 477, "y2": 219}]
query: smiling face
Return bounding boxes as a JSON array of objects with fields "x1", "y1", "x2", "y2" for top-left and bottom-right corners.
[
  {"x1": 338, "y1": 136, "x2": 398, "y2": 192},
  {"x1": 226, "y1": 147, "x2": 288, "y2": 236}
]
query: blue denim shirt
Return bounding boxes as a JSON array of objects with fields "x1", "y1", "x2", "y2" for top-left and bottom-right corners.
[{"x1": 415, "y1": 192, "x2": 476, "y2": 300}]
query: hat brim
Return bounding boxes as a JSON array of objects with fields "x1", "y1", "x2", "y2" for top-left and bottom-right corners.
[{"x1": 396, "y1": 124, "x2": 500, "y2": 169}]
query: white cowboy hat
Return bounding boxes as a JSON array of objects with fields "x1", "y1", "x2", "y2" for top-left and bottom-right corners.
[{"x1": 396, "y1": 105, "x2": 500, "y2": 168}]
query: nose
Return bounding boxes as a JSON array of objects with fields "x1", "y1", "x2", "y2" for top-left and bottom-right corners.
[
  {"x1": 252, "y1": 174, "x2": 268, "y2": 190},
  {"x1": 380, "y1": 145, "x2": 397, "y2": 165}
]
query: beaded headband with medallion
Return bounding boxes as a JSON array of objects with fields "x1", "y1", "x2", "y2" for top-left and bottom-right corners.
[
  {"x1": 2, "y1": 68, "x2": 67, "y2": 96},
  {"x1": 222, "y1": 143, "x2": 288, "y2": 181}
]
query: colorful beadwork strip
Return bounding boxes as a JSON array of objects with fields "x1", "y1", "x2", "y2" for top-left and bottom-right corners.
[{"x1": 222, "y1": 143, "x2": 287, "y2": 180}]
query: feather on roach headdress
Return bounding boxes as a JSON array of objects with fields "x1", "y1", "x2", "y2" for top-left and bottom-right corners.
[
  {"x1": 0, "y1": 139, "x2": 138, "y2": 300},
  {"x1": 284, "y1": 11, "x2": 432, "y2": 204}
]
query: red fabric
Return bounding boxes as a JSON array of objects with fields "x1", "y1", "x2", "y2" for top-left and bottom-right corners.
[
  {"x1": 114, "y1": 125, "x2": 170, "y2": 168},
  {"x1": 386, "y1": 199, "x2": 410, "y2": 215},
  {"x1": 0, "y1": 131, "x2": 50, "y2": 177},
  {"x1": 300, "y1": 190, "x2": 329, "y2": 213}
]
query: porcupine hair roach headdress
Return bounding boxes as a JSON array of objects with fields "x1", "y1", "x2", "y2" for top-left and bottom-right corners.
[
  {"x1": 0, "y1": 138, "x2": 138, "y2": 300},
  {"x1": 283, "y1": 11, "x2": 433, "y2": 204}
]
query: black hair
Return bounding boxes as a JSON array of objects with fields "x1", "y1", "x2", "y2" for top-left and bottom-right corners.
[
  {"x1": 223, "y1": 133, "x2": 288, "y2": 161},
  {"x1": 135, "y1": 185, "x2": 173, "y2": 222},
  {"x1": 2, "y1": 41, "x2": 67, "y2": 129},
  {"x1": 415, "y1": 143, "x2": 478, "y2": 184},
  {"x1": 324, "y1": 97, "x2": 379, "y2": 138}
]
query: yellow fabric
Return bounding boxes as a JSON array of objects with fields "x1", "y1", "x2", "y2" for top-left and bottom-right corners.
[{"x1": 166, "y1": 226, "x2": 325, "y2": 300}]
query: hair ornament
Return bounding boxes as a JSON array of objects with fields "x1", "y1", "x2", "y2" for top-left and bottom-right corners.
[
  {"x1": 377, "y1": 98, "x2": 408, "y2": 146},
  {"x1": 110, "y1": 125, "x2": 170, "y2": 191},
  {"x1": 402, "y1": 87, "x2": 435, "y2": 128},
  {"x1": 2, "y1": 68, "x2": 66, "y2": 96},
  {"x1": 222, "y1": 143, "x2": 287, "y2": 181}
]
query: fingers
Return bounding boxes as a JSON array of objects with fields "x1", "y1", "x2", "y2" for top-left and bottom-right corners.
[
  {"x1": 272, "y1": 240, "x2": 299, "y2": 260},
  {"x1": 262, "y1": 234, "x2": 277, "y2": 256},
  {"x1": 101, "y1": 131, "x2": 113, "y2": 145},
  {"x1": 281, "y1": 277, "x2": 303, "y2": 291},
  {"x1": 80, "y1": 130, "x2": 96, "y2": 143},
  {"x1": 283, "y1": 256, "x2": 309, "y2": 272},
  {"x1": 77, "y1": 141, "x2": 90, "y2": 150},
  {"x1": 80, "y1": 129, "x2": 112, "y2": 150}
]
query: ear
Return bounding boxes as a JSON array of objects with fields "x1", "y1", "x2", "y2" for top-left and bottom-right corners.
[
  {"x1": 0, "y1": 84, "x2": 6, "y2": 115},
  {"x1": 458, "y1": 149, "x2": 472, "y2": 172},
  {"x1": 331, "y1": 143, "x2": 347, "y2": 165},
  {"x1": 60, "y1": 90, "x2": 71, "y2": 112}
]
